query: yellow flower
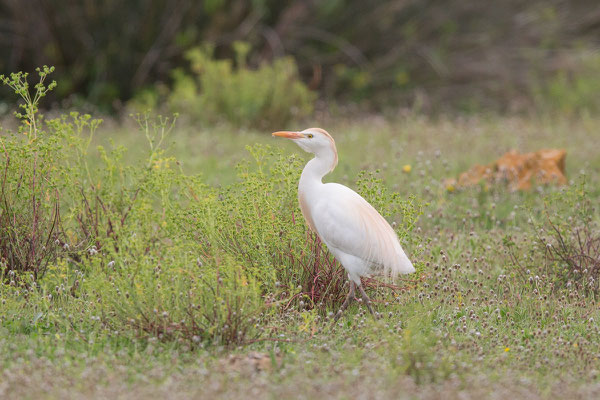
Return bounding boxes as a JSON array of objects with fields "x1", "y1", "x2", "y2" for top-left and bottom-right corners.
[
  {"x1": 402, "y1": 164, "x2": 412, "y2": 173},
  {"x1": 504, "y1": 347, "x2": 510, "y2": 352},
  {"x1": 444, "y1": 178, "x2": 457, "y2": 192},
  {"x1": 153, "y1": 158, "x2": 171, "y2": 170}
]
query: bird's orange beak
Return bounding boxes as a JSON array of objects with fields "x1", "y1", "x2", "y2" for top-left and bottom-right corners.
[{"x1": 272, "y1": 131, "x2": 304, "y2": 139}]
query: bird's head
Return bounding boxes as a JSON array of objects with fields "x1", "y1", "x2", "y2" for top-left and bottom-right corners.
[{"x1": 272, "y1": 127, "x2": 337, "y2": 159}]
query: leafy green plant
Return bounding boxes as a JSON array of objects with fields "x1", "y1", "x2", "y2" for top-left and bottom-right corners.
[
  {"x1": 0, "y1": 67, "x2": 64, "y2": 280},
  {"x1": 506, "y1": 178, "x2": 600, "y2": 295},
  {"x1": 164, "y1": 42, "x2": 315, "y2": 128},
  {"x1": 68, "y1": 113, "x2": 179, "y2": 255},
  {"x1": 175, "y1": 145, "x2": 424, "y2": 313},
  {"x1": 534, "y1": 180, "x2": 599, "y2": 295},
  {"x1": 355, "y1": 169, "x2": 425, "y2": 255},
  {"x1": 88, "y1": 247, "x2": 267, "y2": 346},
  {"x1": 53, "y1": 112, "x2": 272, "y2": 346},
  {"x1": 0, "y1": 66, "x2": 56, "y2": 137},
  {"x1": 1, "y1": 68, "x2": 270, "y2": 346}
]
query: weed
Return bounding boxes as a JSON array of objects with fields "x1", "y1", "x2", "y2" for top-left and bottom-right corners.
[
  {"x1": 532, "y1": 179, "x2": 599, "y2": 295},
  {"x1": 0, "y1": 66, "x2": 64, "y2": 280},
  {"x1": 0, "y1": 66, "x2": 56, "y2": 138}
]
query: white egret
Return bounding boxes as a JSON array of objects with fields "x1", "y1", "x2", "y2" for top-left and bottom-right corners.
[{"x1": 272, "y1": 128, "x2": 415, "y2": 321}]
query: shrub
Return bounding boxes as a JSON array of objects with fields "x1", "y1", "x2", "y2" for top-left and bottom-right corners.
[
  {"x1": 88, "y1": 247, "x2": 268, "y2": 346},
  {"x1": 0, "y1": 67, "x2": 66, "y2": 280},
  {"x1": 176, "y1": 145, "x2": 424, "y2": 313},
  {"x1": 165, "y1": 42, "x2": 315, "y2": 128},
  {"x1": 173, "y1": 144, "x2": 346, "y2": 310},
  {"x1": 535, "y1": 180, "x2": 599, "y2": 295},
  {"x1": 506, "y1": 179, "x2": 600, "y2": 295},
  {"x1": 59, "y1": 113, "x2": 272, "y2": 346},
  {"x1": 1, "y1": 67, "x2": 269, "y2": 345},
  {"x1": 355, "y1": 169, "x2": 425, "y2": 252}
]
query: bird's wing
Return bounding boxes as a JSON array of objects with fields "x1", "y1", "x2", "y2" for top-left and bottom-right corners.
[{"x1": 312, "y1": 183, "x2": 414, "y2": 278}]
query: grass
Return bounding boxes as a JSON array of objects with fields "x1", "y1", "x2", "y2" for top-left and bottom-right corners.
[
  {"x1": 99, "y1": 113, "x2": 600, "y2": 186},
  {"x1": 1, "y1": 110, "x2": 599, "y2": 399}
]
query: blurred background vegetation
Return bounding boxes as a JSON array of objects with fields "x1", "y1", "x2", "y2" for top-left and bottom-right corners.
[{"x1": 1, "y1": 0, "x2": 600, "y2": 120}]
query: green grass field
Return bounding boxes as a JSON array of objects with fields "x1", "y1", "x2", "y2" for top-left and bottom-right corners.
[{"x1": 1, "y1": 110, "x2": 599, "y2": 399}]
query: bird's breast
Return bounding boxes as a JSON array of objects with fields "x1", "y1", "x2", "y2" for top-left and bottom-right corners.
[{"x1": 298, "y1": 189, "x2": 318, "y2": 233}]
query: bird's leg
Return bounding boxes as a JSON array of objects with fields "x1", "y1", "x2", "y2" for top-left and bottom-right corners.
[
  {"x1": 333, "y1": 281, "x2": 355, "y2": 322},
  {"x1": 357, "y1": 284, "x2": 376, "y2": 317}
]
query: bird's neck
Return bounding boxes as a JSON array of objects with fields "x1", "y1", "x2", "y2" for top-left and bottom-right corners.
[{"x1": 299, "y1": 152, "x2": 336, "y2": 191}]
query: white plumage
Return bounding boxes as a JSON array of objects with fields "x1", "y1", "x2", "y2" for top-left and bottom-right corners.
[
  {"x1": 273, "y1": 127, "x2": 415, "y2": 319},
  {"x1": 311, "y1": 183, "x2": 415, "y2": 281}
]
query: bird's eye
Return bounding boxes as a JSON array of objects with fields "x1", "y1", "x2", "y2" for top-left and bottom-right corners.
[{"x1": 306, "y1": 134, "x2": 314, "y2": 138}]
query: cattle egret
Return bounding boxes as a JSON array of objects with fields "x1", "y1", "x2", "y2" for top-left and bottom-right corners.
[{"x1": 272, "y1": 128, "x2": 415, "y2": 321}]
